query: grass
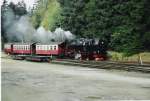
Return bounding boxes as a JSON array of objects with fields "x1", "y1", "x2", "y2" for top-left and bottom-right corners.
[{"x1": 108, "y1": 51, "x2": 150, "y2": 63}]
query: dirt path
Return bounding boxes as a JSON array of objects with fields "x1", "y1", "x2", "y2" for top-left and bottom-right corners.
[{"x1": 2, "y1": 58, "x2": 150, "y2": 101}]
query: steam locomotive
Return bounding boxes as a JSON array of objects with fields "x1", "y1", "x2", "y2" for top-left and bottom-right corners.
[{"x1": 4, "y1": 38, "x2": 107, "y2": 61}]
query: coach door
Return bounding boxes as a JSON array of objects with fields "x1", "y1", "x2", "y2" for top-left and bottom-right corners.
[
  {"x1": 11, "y1": 44, "x2": 13, "y2": 54},
  {"x1": 31, "y1": 43, "x2": 36, "y2": 55}
]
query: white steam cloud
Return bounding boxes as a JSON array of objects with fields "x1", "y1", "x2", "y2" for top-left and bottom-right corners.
[
  {"x1": 33, "y1": 27, "x2": 75, "y2": 43},
  {"x1": 3, "y1": 7, "x2": 75, "y2": 43}
]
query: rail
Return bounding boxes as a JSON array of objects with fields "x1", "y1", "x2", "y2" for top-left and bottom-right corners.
[{"x1": 51, "y1": 59, "x2": 150, "y2": 73}]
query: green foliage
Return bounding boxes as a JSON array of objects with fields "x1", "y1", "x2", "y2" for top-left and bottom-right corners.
[
  {"x1": 108, "y1": 51, "x2": 150, "y2": 62},
  {"x1": 41, "y1": 0, "x2": 61, "y2": 30},
  {"x1": 31, "y1": 0, "x2": 61, "y2": 30},
  {"x1": 57, "y1": 0, "x2": 150, "y2": 56}
]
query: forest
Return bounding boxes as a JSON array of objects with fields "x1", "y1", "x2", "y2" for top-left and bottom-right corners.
[{"x1": 1, "y1": 0, "x2": 150, "y2": 57}]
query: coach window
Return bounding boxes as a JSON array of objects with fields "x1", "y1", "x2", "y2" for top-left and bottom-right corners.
[
  {"x1": 38, "y1": 46, "x2": 39, "y2": 50},
  {"x1": 40, "y1": 45, "x2": 42, "y2": 50},
  {"x1": 42, "y1": 45, "x2": 44, "y2": 50},
  {"x1": 47, "y1": 45, "x2": 49, "y2": 50},
  {"x1": 43, "y1": 45, "x2": 44, "y2": 50},
  {"x1": 44, "y1": 45, "x2": 46, "y2": 50},
  {"x1": 47, "y1": 45, "x2": 50, "y2": 50},
  {"x1": 45, "y1": 45, "x2": 48, "y2": 50},
  {"x1": 37, "y1": 46, "x2": 39, "y2": 50},
  {"x1": 39, "y1": 45, "x2": 40, "y2": 50},
  {"x1": 54, "y1": 46, "x2": 56, "y2": 50},
  {"x1": 41, "y1": 45, "x2": 43, "y2": 50},
  {"x1": 45, "y1": 45, "x2": 47, "y2": 50},
  {"x1": 39, "y1": 46, "x2": 41, "y2": 50},
  {"x1": 43, "y1": 45, "x2": 45, "y2": 50}
]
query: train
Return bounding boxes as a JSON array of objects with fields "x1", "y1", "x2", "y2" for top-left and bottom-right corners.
[{"x1": 4, "y1": 38, "x2": 107, "y2": 61}]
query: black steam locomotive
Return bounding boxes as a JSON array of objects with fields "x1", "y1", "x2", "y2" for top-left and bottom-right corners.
[{"x1": 66, "y1": 38, "x2": 107, "y2": 60}]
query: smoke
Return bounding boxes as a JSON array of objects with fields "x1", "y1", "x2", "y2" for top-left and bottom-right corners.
[
  {"x1": 32, "y1": 27, "x2": 75, "y2": 43},
  {"x1": 3, "y1": 7, "x2": 35, "y2": 42},
  {"x1": 54, "y1": 28, "x2": 75, "y2": 42},
  {"x1": 3, "y1": 7, "x2": 75, "y2": 43}
]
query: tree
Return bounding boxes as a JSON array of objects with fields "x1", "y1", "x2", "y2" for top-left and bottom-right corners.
[
  {"x1": 1, "y1": 0, "x2": 9, "y2": 44},
  {"x1": 110, "y1": 0, "x2": 150, "y2": 56},
  {"x1": 58, "y1": 0, "x2": 150, "y2": 55},
  {"x1": 31, "y1": 0, "x2": 61, "y2": 30},
  {"x1": 9, "y1": 0, "x2": 27, "y2": 16}
]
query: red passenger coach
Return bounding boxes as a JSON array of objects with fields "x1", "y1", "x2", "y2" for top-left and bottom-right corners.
[
  {"x1": 13, "y1": 43, "x2": 31, "y2": 54},
  {"x1": 35, "y1": 42, "x2": 65, "y2": 56},
  {"x1": 4, "y1": 43, "x2": 13, "y2": 54}
]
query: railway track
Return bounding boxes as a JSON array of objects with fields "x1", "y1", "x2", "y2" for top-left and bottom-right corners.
[
  {"x1": 51, "y1": 59, "x2": 150, "y2": 73},
  {"x1": 2, "y1": 54, "x2": 150, "y2": 73}
]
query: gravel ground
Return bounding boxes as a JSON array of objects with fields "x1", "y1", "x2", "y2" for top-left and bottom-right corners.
[{"x1": 2, "y1": 58, "x2": 150, "y2": 101}]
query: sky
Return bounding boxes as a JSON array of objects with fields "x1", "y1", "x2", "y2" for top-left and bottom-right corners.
[{"x1": 1, "y1": 0, "x2": 37, "y2": 10}]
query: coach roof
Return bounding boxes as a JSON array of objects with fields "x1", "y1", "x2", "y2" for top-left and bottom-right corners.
[{"x1": 36, "y1": 42, "x2": 64, "y2": 45}]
